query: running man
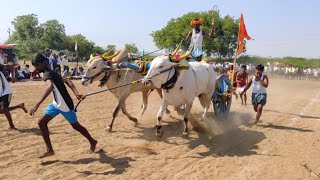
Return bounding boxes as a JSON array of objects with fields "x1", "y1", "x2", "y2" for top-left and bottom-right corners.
[
  {"x1": 0, "y1": 64, "x2": 28, "y2": 129},
  {"x1": 236, "y1": 64, "x2": 249, "y2": 105},
  {"x1": 241, "y1": 64, "x2": 269, "y2": 125},
  {"x1": 29, "y1": 53, "x2": 97, "y2": 158}
]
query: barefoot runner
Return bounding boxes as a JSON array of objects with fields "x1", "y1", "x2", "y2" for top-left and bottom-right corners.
[
  {"x1": 29, "y1": 53, "x2": 97, "y2": 158},
  {"x1": 236, "y1": 64, "x2": 249, "y2": 105},
  {"x1": 0, "y1": 65, "x2": 28, "y2": 129},
  {"x1": 241, "y1": 64, "x2": 269, "y2": 125}
]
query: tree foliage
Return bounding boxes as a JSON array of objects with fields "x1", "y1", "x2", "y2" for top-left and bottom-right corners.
[
  {"x1": 40, "y1": 20, "x2": 66, "y2": 50},
  {"x1": 6, "y1": 14, "x2": 103, "y2": 60},
  {"x1": 151, "y1": 10, "x2": 240, "y2": 58},
  {"x1": 125, "y1": 43, "x2": 138, "y2": 53},
  {"x1": 11, "y1": 14, "x2": 39, "y2": 40},
  {"x1": 105, "y1": 45, "x2": 116, "y2": 54}
]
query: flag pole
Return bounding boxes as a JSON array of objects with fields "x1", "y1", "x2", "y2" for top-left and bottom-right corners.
[
  {"x1": 75, "y1": 41, "x2": 78, "y2": 75},
  {"x1": 230, "y1": 22, "x2": 241, "y2": 95}
]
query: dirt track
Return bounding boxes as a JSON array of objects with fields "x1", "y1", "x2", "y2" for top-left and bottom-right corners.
[{"x1": 0, "y1": 78, "x2": 320, "y2": 179}]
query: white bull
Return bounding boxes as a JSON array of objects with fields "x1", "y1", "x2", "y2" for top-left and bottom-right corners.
[
  {"x1": 81, "y1": 51, "x2": 166, "y2": 131},
  {"x1": 143, "y1": 47, "x2": 216, "y2": 137}
]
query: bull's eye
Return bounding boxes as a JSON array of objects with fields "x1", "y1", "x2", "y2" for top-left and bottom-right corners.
[
  {"x1": 93, "y1": 67, "x2": 97, "y2": 69},
  {"x1": 159, "y1": 66, "x2": 163, "y2": 68}
]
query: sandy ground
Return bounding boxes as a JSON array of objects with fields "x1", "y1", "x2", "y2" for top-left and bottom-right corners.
[{"x1": 1, "y1": 78, "x2": 320, "y2": 180}]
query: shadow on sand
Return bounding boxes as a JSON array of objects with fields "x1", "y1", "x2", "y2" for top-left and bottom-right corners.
[
  {"x1": 265, "y1": 109, "x2": 320, "y2": 119},
  {"x1": 257, "y1": 123, "x2": 313, "y2": 132},
  {"x1": 189, "y1": 127, "x2": 267, "y2": 157},
  {"x1": 41, "y1": 149, "x2": 133, "y2": 176},
  {"x1": 16, "y1": 128, "x2": 68, "y2": 136}
]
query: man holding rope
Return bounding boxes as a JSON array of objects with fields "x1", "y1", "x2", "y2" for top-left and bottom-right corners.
[
  {"x1": 180, "y1": 18, "x2": 215, "y2": 61},
  {"x1": 29, "y1": 53, "x2": 97, "y2": 158}
]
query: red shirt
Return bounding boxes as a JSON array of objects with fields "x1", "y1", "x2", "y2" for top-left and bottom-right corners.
[{"x1": 237, "y1": 72, "x2": 247, "y2": 87}]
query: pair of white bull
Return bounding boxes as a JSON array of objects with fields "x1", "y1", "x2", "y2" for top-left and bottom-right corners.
[{"x1": 81, "y1": 48, "x2": 216, "y2": 137}]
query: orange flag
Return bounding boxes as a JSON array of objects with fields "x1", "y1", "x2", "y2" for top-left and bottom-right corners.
[{"x1": 237, "y1": 13, "x2": 252, "y2": 55}]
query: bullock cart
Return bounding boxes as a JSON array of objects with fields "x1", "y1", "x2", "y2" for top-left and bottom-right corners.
[{"x1": 212, "y1": 74, "x2": 232, "y2": 117}]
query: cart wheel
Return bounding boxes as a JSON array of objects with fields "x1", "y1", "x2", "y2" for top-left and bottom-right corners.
[
  {"x1": 212, "y1": 90, "x2": 232, "y2": 118},
  {"x1": 212, "y1": 74, "x2": 232, "y2": 118}
]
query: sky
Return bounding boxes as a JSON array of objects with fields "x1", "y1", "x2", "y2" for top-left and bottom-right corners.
[{"x1": 0, "y1": 0, "x2": 320, "y2": 58}]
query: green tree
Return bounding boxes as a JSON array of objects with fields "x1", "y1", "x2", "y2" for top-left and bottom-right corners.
[
  {"x1": 7, "y1": 14, "x2": 47, "y2": 58},
  {"x1": 92, "y1": 45, "x2": 105, "y2": 55},
  {"x1": 105, "y1": 44, "x2": 116, "y2": 54},
  {"x1": 10, "y1": 14, "x2": 39, "y2": 40},
  {"x1": 125, "y1": 43, "x2": 138, "y2": 53},
  {"x1": 65, "y1": 34, "x2": 94, "y2": 59},
  {"x1": 151, "y1": 10, "x2": 240, "y2": 58},
  {"x1": 40, "y1": 20, "x2": 66, "y2": 50}
]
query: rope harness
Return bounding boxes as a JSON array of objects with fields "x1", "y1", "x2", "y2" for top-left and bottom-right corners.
[
  {"x1": 161, "y1": 66, "x2": 179, "y2": 91},
  {"x1": 82, "y1": 70, "x2": 107, "y2": 84},
  {"x1": 75, "y1": 66, "x2": 175, "y2": 112}
]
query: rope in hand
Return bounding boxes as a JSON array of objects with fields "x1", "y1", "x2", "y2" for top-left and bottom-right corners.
[{"x1": 74, "y1": 79, "x2": 142, "y2": 112}]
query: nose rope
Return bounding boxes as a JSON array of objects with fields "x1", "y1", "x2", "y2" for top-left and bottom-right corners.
[{"x1": 82, "y1": 70, "x2": 107, "y2": 83}]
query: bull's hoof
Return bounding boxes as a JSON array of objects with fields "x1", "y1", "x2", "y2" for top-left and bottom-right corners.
[
  {"x1": 129, "y1": 117, "x2": 138, "y2": 123},
  {"x1": 105, "y1": 126, "x2": 112, "y2": 132},
  {"x1": 182, "y1": 131, "x2": 189, "y2": 138}
]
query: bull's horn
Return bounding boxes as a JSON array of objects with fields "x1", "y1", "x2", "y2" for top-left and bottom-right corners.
[
  {"x1": 172, "y1": 46, "x2": 194, "y2": 62},
  {"x1": 102, "y1": 50, "x2": 121, "y2": 61},
  {"x1": 172, "y1": 43, "x2": 182, "y2": 56},
  {"x1": 101, "y1": 50, "x2": 111, "y2": 57}
]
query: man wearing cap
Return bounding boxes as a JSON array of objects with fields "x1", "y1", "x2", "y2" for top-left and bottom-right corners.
[{"x1": 181, "y1": 18, "x2": 215, "y2": 62}]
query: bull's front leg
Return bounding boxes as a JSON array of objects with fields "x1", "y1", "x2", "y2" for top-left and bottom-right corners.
[
  {"x1": 156, "y1": 89, "x2": 170, "y2": 114},
  {"x1": 107, "y1": 96, "x2": 127, "y2": 132},
  {"x1": 182, "y1": 103, "x2": 193, "y2": 138},
  {"x1": 106, "y1": 101, "x2": 122, "y2": 132},
  {"x1": 156, "y1": 100, "x2": 168, "y2": 138},
  {"x1": 121, "y1": 103, "x2": 138, "y2": 122}
]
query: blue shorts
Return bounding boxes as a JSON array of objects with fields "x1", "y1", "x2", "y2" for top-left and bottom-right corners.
[{"x1": 44, "y1": 103, "x2": 78, "y2": 124}]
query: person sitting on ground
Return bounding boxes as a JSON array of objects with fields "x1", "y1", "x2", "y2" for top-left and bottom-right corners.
[
  {"x1": 70, "y1": 67, "x2": 77, "y2": 77},
  {"x1": 29, "y1": 53, "x2": 97, "y2": 158},
  {"x1": 240, "y1": 64, "x2": 269, "y2": 126},
  {"x1": 0, "y1": 64, "x2": 28, "y2": 130},
  {"x1": 30, "y1": 69, "x2": 41, "y2": 80},
  {"x1": 62, "y1": 67, "x2": 70, "y2": 78},
  {"x1": 78, "y1": 66, "x2": 85, "y2": 76},
  {"x1": 16, "y1": 66, "x2": 25, "y2": 80},
  {"x1": 22, "y1": 64, "x2": 31, "y2": 79}
]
